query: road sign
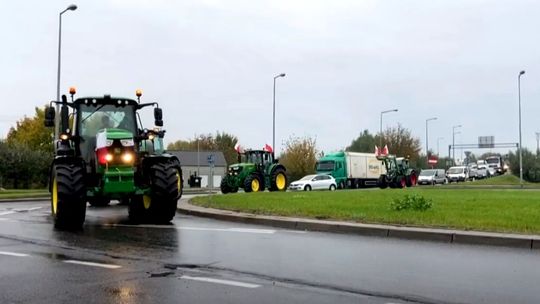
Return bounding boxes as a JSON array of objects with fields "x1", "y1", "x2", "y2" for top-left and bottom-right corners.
[
  {"x1": 478, "y1": 136, "x2": 495, "y2": 148},
  {"x1": 428, "y1": 156, "x2": 438, "y2": 165},
  {"x1": 207, "y1": 154, "x2": 214, "y2": 164}
]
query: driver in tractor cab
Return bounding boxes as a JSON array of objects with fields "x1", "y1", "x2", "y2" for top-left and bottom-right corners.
[{"x1": 101, "y1": 115, "x2": 114, "y2": 129}]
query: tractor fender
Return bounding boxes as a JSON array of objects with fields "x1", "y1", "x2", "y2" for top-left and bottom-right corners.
[
  {"x1": 48, "y1": 156, "x2": 86, "y2": 192},
  {"x1": 270, "y1": 164, "x2": 286, "y2": 174}
]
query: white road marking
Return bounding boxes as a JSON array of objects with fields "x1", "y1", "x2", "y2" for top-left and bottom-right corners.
[
  {"x1": 0, "y1": 251, "x2": 30, "y2": 257},
  {"x1": 180, "y1": 275, "x2": 261, "y2": 288},
  {"x1": 63, "y1": 260, "x2": 122, "y2": 269},
  {"x1": 104, "y1": 224, "x2": 276, "y2": 234},
  {"x1": 0, "y1": 211, "x2": 16, "y2": 216}
]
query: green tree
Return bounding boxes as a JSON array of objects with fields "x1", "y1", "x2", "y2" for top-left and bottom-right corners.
[
  {"x1": 379, "y1": 124, "x2": 421, "y2": 164},
  {"x1": 280, "y1": 136, "x2": 318, "y2": 182},
  {"x1": 214, "y1": 132, "x2": 238, "y2": 166},
  {"x1": 167, "y1": 131, "x2": 239, "y2": 166},
  {"x1": 346, "y1": 130, "x2": 376, "y2": 153},
  {"x1": 6, "y1": 107, "x2": 53, "y2": 153},
  {"x1": 507, "y1": 149, "x2": 540, "y2": 182}
]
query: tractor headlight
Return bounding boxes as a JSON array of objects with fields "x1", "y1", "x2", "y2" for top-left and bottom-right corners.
[
  {"x1": 105, "y1": 153, "x2": 113, "y2": 162},
  {"x1": 121, "y1": 152, "x2": 134, "y2": 163},
  {"x1": 106, "y1": 139, "x2": 114, "y2": 147},
  {"x1": 59, "y1": 133, "x2": 70, "y2": 140}
]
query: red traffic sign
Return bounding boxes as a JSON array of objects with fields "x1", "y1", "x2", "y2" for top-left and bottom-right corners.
[{"x1": 428, "y1": 157, "x2": 438, "y2": 164}]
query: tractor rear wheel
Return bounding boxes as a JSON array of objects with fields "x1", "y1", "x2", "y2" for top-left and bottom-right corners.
[
  {"x1": 406, "y1": 171, "x2": 417, "y2": 187},
  {"x1": 244, "y1": 174, "x2": 263, "y2": 192},
  {"x1": 129, "y1": 162, "x2": 182, "y2": 224},
  {"x1": 51, "y1": 163, "x2": 86, "y2": 230},
  {"x1": 270, "y1": 168, "x2": 287, "y2": 191},
  {"x1": 377, "y1": 175, "x2": 388, "y2": 189},
  {"x1": 398, "y1": 176, "x2": 406, "y2": 188}
]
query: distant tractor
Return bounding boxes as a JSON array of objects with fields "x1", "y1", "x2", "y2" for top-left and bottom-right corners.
[
  {"x1": 44, "y1": 88, "x2": 183, "y2": 229},
  {"x1": 220, "y1": 150, "x2": 287, "y2": 193},
  {"x1": 376, "y1": 155, "x2": 417, "y2": 189}
]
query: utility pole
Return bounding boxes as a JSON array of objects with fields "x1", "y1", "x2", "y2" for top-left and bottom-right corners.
[{"x1": 536, "y1": 132, "x2": 540, "y2": 156}]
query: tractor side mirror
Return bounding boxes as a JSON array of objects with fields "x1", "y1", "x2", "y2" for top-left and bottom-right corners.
[
  {"x1": 154, "y1": 108, "x2": 163, "y2": 126},
  {"x1": 44, "y1": 106, "x2": 55, "y2": 127}
]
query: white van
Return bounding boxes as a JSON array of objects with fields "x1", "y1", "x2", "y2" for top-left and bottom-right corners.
[
  {"x1": 446, "y1": 166, "x2": 469, "y2": 183},
  {"x1": 418, "y1": 169, "x2": 447, "y2": 185}
]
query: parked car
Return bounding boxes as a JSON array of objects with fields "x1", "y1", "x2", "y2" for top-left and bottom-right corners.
[
  {"x1": 289, "y1": 174, "x2": 337, "y2": 191},
  {"x1": 446, "y1": 166, "x2": 469, "y2": 182},
  {"x1": 418, "y1": 169, "x2": 447, "y2": 185}
]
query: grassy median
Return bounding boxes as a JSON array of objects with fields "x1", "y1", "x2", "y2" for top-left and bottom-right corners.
[
  {"x1": 0, "y1": 189, "x2": 49, "y2": 199},
  {"x1": 191, "y1": 188, "x2": 540, "y2": 235}
]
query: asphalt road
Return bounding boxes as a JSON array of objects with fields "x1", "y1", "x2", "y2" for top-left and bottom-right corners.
[{"x1": 0, "y1": 196, "x2": 539, "y2": 304}]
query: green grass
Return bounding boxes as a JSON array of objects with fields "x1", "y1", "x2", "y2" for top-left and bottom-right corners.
[
  {"x1": 473, "y1": 174, "x2": 534, "y2": 185},
  {"x1": 191, "y1": 188, "x2": 540, "y2": 235},
  {"x1": 0, "y1": 189, "x2": 49, "y2": 199}
]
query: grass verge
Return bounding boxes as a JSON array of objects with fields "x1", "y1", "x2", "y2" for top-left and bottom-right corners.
[
  {"x1": 191, "y1": 188, "x2": 540, "y2": 235},
  {"x1": 0, "y1": 189, "x2": 49, "y2": 200}
]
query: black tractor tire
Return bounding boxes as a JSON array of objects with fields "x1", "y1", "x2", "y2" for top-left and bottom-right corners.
[
  {"x1": 129, "y1": 162, "x2": 182, "y2": 224},
  {"x1": 244, "y1": 174, "x2": 263, "y2": 193},
  {"x1": 377, "y1": 175, "x2": 388, "y2": 189},
  {"x1": 397, "y1": 176, "x2": 406, "y2": 188},
  {"x1": 51, "y1": 163, "x2": 86, "y2": 230},
  {"x1": 304, "y1": 185, "x2": 312, "y2": 191},
  {"x1": 231, "y1": 187, "x2": 239, "y2": 193},
  {"x1": 88, "y1": 197, "x2": 111, "y2": 207},
  {"x1": 406, "y1": 171, "x2": 417, "y2": 187},
  {"x1": 220, "y1": 178, "x2": 231, "y2": 194},
  {"x1": 269, "y1": 168, "x2": 288, "y2": 191}
]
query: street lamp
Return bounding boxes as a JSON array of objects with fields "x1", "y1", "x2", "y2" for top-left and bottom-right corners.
[
  {"x1": 452, "y1": 125, "x2": 462, "y2": 164},
  {"x1": 272, "y1": 73, "x2": 286, "y2": 155},
  {"x1": 425, "y1": 117, "x2": 437, "y2": 157},
  {"x1": 380, "y1": 109, "x2": 398, "y2": 148},
  {"x1": 518, "y1": 70, "x2": 525, "y2": 187},
  {"x1": 55, "y1": 4, "x2": 78, "y2": 139},
  {"x1": 437, "y1": 137, "x2": 444, "y2": 156}
]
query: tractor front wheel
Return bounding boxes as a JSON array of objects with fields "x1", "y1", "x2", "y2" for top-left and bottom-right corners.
[
  {"x1": 51, "y1": 163, "x2": 86, "y2": 230},
  {"x1": 244, "y1": 174, "x2": 263, "y2": 192},
  {"x1": 377, "y1": 175, "x2": 388, "y2": 189},
  {"x1": 406, "y1": 171, "x2": 417, "y2": 187},
  {"x1": 220, "y1": 178, "x2": 231, "y2": 194},
  {"x1": 270, "y1": 168, "x2": 287, "y2": 191}
]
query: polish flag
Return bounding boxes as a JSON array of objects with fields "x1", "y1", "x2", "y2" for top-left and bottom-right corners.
[
  {"x1": 264, "y1": 144, "x2": 273, "y2": 153},
  {"x1": 234, "y1": 143, "x2": 243, "y2": 153},
  {"x1": 382, "y1": 145, "x2": 389, "y2": 156},
  {"x1": 374, "y1": 145, "x2": 380, "y2": 156}
]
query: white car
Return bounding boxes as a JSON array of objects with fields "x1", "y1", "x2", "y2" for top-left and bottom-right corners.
[{"x1": 289, "y1": 174, "x2": 337, "y2": 191}]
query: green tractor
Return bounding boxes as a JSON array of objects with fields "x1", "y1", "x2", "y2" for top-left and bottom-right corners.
[
  {"x1": 220, "y1": 149, "x2": 287, "y2": 193},
  {"x1": 376, "y1": 155, "x2": 417, "y2": 189},
  {"x1": 44, "y1": 89, "x2": 183, "y2": 229}
]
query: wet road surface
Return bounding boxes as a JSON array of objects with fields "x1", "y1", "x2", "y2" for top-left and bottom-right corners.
[{"x1": 0, "y1": 196, "x2": 539, "y2": 304}]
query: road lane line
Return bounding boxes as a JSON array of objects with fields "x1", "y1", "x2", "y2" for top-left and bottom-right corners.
[
  {"x1": 180, "y1": 275, "x2": 260, "y2": 288},
  {"x1": 63, "y1": 260, "x2": 122, "y2": 269},
  {"x1": 0, "y1": 251, "x2": 30, "y2": 257},
  {"x1": 0, "y1": 211, "x2": 16, "y2": 216}
]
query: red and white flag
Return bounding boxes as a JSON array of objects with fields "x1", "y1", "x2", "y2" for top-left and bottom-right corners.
[
  {"x1": 263, "y1": 144, "x2": 273, "y2": 153},
  {"x1": 234, "y1": 143, "x2": 243, "y2": 153},
  {"x1": 382, "y1": 145, "x2": 389, "y2": 156},
  {"x1": 374, "y1": 145, "x2": 380, "y2": 156}
]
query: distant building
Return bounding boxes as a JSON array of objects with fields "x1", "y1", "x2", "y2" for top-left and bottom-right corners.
[{"x1": 168, "y1": 150, "x2": 227, "y2": 188}]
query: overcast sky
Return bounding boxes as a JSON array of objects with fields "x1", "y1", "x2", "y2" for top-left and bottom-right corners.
[{"x1": 2, "y1": 0, "x2": 540, "y2": 159}]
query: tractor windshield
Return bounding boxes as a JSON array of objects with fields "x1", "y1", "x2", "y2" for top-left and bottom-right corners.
[
  {"x1": 241, "y1": 152, "x2": 262, "y2": 165},
  {"x1": 78, "y1": 104, "x2": 137, "y2": 137}
]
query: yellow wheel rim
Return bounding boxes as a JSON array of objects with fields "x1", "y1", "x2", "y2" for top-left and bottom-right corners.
[
  {"x1": 176, "y1": 171, "x2": 181, "y2": 192},
  {"x1": 143, "y1": 195, "x2": 152, "y2": 209},
  {"x1": 276, "y1": 173, "x2": 286, "y2": 190},
  {"x1": 251, "y1": 179, "x2": 260, "y2": 192},
  {"x1": 52, "y1": 177, "x2": 58, "y2": 214}
]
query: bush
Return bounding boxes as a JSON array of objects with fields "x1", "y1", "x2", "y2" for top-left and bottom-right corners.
[{"x1": 391, "y1": 194, "x2": 433, "y2": 211}]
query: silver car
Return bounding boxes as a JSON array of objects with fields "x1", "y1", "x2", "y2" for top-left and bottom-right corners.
[{"x1": 418, "y1": 169, "x2": 447, "y2": 185}]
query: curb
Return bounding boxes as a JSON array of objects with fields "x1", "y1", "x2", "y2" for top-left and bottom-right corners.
[{"x1": 178, "y1": 201, "x2": 540, "y2": 250}]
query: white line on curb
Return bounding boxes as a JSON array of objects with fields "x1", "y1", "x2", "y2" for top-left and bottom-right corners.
[
  {"x1": 63, "y1": 260, "x2": 122, "y2": 269},
  {"x1": 0, "y1": 251, "x2": 30, "y2": 257},
  {"x1": 104, "y1": 224, "x2": 276, "y2": 234},
  {"x1": 180, "y1": 275, "x2": 261, "y2": 288}
]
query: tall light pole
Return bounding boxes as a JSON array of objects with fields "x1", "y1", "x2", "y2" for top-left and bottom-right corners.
[
  {"x1": 437, "y1": 137, "x2": 444, "y2": 156},
  {"x1": 452, "y1": 125, "x2": 462, "y2": 164},
  {"x1": 518, "y1": 70, "x2": 525, "y2": 187},
  {"x1": 56, "y1": 4, "x2": 78, "y2": 139},
  {"x1": 425, "y1": 117, "x2": 437, "y2": 158},
  {"x1": 535, "y1": 132, "x2": 540, "y2": 155},
  {"x1": 273, "y1": 73, "x2": 286, "y2": 154},
  {"x1": 380, "y1": 109, "x2": 398, "y2": 148}
]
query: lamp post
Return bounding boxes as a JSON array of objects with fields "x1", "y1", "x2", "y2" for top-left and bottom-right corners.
[
  {"x1": 437, "y1": 137, "x2": 444, "y2": 156},
  {"x1": 273, "y1": 73, "x2": 286, "y2": 154},
  {"x1": 518, "y1": 70, "x2": 525, "y2": 187},
  {"x1": 380, "y1": 109, "x2": 398, "y2": 148},
  {"x1": 452, "y1": 125, "x2": 462, "y2": 164},
  {"x1": 55, "y1": 4, "x2": 78, "y2": 139},
  {"x1": 425, "y1": 117, "x2": 437, "y2": 158}
]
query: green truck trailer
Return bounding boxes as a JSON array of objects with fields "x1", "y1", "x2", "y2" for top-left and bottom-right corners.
[{"x1": 315, "y1": 152, "x2": 385, "y2": 189}]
